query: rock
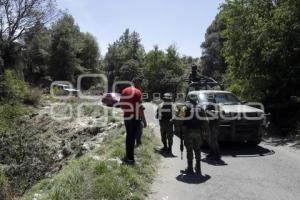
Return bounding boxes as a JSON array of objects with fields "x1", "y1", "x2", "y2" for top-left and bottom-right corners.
[
  {"x1": 91, "y1": 155, "x2": 102, "y2": 161},
  {"x1": 56, "y1": 152, "x2": 64, "y2": 161},
  {"x1": 75, "y1": 142, "x2": 95, "y2": 157},
  {"x1": 33, "y1": 193, "x2": 42, "y2": 200},
  {"x1": 107, "y1": 157, "x2": 122, "y2": 165}
]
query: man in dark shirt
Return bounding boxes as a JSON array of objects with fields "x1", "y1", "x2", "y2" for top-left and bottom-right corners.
[{"x1": 120, "y1": 77, "x2": 143, "y2": 164}]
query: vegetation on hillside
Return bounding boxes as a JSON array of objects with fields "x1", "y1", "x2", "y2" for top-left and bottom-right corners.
[
  {"x1": 0, "y1": 0, "x2": 300, "y2": 198},
  {"x1": 24, "y1": 127, "x2": 160, "y2": 200}
]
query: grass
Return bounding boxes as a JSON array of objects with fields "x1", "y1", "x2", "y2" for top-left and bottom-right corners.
[
  {"x1": 0, "y1": 170, "x2": 12, "y2": 200},
  {"x1": 23, "y1": 126, "x2": 160, "y2": 200}
]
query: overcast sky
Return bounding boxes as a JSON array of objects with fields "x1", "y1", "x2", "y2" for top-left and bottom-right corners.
[{"x1": 56, "y1": 0, "x2": 224, "y2": 57}]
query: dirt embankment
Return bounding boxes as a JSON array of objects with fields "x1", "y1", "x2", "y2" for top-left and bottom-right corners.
[{"x1": 0, "y1": 98, "x2": 122, "y2": 195}]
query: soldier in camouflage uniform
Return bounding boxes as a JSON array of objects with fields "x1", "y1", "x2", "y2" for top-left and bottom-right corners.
[
  {"x1": 205, "y1": 102, "x2": 221, "y2": 160},
  {"x1": 156, "y1": 93, "x2": 177, "y2": 154},
  {"x1": 207, "y1": 119, "x2": 221, "y2": 160},
  {"x1": 188, "y1": 64, "x2": 201, "y2": 84},
  {"x1": 179, "y1": 102, "x2": 203, "y2": 175}
]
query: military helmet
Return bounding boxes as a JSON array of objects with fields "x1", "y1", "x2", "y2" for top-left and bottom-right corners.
[
  {"x1": 191, "y1": 64, "x2": 197, "y2": 70},
  {"x1": 163, "y1": 93, "x2": 173, "y2": 100}
]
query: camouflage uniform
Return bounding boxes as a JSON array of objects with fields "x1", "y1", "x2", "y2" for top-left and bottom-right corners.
[
  {"x1": 205, "y1": 105, "x2": 221, "y2": 159},
  {"x1": 159, "y1": 121, "x2": 174, "y2": 151},
  {"x1": 208, "y1": 118, "x2": 220, "y2": 158},
  {"x1": 156, "y1": 98, "x2": 177, "y2": 153},
  {"x1": 180, "y1": 105, "x2": 202, "y2": 174},
  {"x1": 188, "y1": 64, "x2": 201, "y2": 84}
]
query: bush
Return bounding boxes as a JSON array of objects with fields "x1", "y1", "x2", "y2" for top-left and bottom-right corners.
[
  {"x1": 0, "y1": 170, "x2": 12, "y2": 200},
  {"x1": 0, "y1": 124, "x2": 55, "y2": 194},
  {"x1": 0, "y1": 104, "x2": 25, "y2": 131},
  {"x1": 0, "y1": 170, "x2": 7, "y2": 188},
  {"x1": 0, "y1": 70, "x2": 29, "y2": 104},
  {"x1": 24, "y1": 87, "x2": 42, "y2": 106}
]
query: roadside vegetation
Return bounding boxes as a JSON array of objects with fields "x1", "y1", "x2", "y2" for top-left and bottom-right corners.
[
  {"x1": 23, "y1": 127, "x2": 160, "y2": 200},
  {"x1": 0, "y1": 0, "x2": 300, "y2": 198}
]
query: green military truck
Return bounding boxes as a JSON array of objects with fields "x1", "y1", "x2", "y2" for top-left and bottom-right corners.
[
  {"x1": 184, "y1": 90, "x2": 267, "y2": 145},
  {"x1": 175, "y1": 78, "x2": 268, "y2": 146}
]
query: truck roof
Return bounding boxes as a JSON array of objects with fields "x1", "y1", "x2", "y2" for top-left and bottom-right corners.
[{"x1": 188, "y1": 90, "x2": 232, "y2": 95}]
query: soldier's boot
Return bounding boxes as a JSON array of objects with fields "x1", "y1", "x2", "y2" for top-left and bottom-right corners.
[
  {"x1": 195, "y1": 161, "x2": 202, "y2": 175},
  {"x1": 160, "y1": 146, "x2": 168, "y2": 151},
  {"x1": 167, "y1": 145, "x2": 173, "y2": 155},
  {"x1": 160, "y1": 142, "x2": 168, "y2": 151},
  {"x1": 181, "y1": 161, "x2": 194, "y2": 174}
]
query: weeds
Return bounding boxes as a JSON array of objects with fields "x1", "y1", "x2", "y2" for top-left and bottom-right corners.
[{"x1": 23, "y1": 127, "x2": 160, "y2": 200}]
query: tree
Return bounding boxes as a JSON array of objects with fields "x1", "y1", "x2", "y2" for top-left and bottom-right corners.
[
  {"x1": 104, "y1": 29, "x2": 145, "y2": 91},
  {"x1": 23, "y1": 23, "x2": 51, "y2": 85},
  {"x1": 119, "y1": 59, "x2": 142, "y2": 81},
  {"x1": 49, "y1": 14, "x2": 81, "y2": 83},
  {"x1": 78, "y1": 32, "x2": 101, "y2": 89},
  {"x1": 221, "y1": 0, "x2": 300, "y2": 102},
  {"x1": 0, "y1": 0, "x2": 57, "y2": 69},
  {"x1": 144, "y1": 46, "x2": 166, "y2": 95},
  {"x1": 144, "y1": 45, "x2": 184, "y2": 97},
  {"x1": 201, "y1": 14, "x2": 226, "y2": 83},
  {"x1": 220, "y1": 0, "x2": 300, "y2": 132}
]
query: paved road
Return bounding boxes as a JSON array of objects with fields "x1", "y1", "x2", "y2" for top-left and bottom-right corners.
[{"x1": 143, "y1": 103, "x2": 300, "y2": 200}]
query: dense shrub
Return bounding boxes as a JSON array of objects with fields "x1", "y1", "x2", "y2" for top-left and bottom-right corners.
[
  {"x1": 0, "y1": 104, "x2": 25, "y2": 131},
  {"x1": 0, "y1": 124, "x2": 55, "y2": 194},
  {"x1": 0, "y1": 170, "x2": 12, "y2": 200},
  {"x1": 23, "y1": 87, "x2": 42, "y2": 106},
  {"x1": 0, "y1": 70, "x2": 29, "y2": 104}
]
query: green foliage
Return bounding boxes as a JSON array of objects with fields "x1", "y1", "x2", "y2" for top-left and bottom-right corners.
[
  {"x1": 144, "y1": 45, "x2": 184, "y2": 97},
  {"x1": 220, "y1": 0, "x2": 300, "y2": 102},
  {"x1": 23, "y1": 87, "x2": 42, "y2": 106},
  {"x1": 0, "y1": 124, "x2": 55, "y2": 194},
  {"x1": 119, "y1": 59, "x2": 143, "y2": 81},
  {"x1": 0, "y1": 170, "x2": 7, "y2": 188},
  {"x1": 219, "y1": 0, "x2": 300, "y2": 133},
  {"x1": 78, "y1": 33, "x2": 101, "y2": 89},
  {"x1": 23, "y1": 128, "x2": 160, "y2": 200},
  {"x1": 105, "y1": 29, "x2": 145, "y2": 91},
  {"x1": 0, "y1": 70, "x2": 29, "y2": 104},
  {"x1": 24, "y1": 23, "x2": 52, "y2": 85},
  {"x1": 0, "y1": 170, "x2": 12, "y2": 200},
  {"x1": 201, "y1": 14, "x2": 227, "y2": 83},
  {"x1": 49, "y1": 14, "x2": 102, "y2": 87},
  {"x1": 0, "y1": 104, "x2": 25, "y2": 131},
  {"x1": 49, "y1": 14, "x2": 82, "y2": 83},
  {"x1": 0, "y1": 0, "x2": 57, "y2": 73}
]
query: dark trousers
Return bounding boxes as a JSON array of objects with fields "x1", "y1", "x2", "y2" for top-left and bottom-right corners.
[
  {"x1": 124, "y1": 119, "x2": 140, "y2": 161},
  {"x1": 135, "y1": 120, "x2": 143, "y2": 145}
]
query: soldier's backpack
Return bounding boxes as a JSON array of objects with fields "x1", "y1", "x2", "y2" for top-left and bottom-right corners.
[{"x1": 183, "y1": 104, "x2": 203, "y2": 131}]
